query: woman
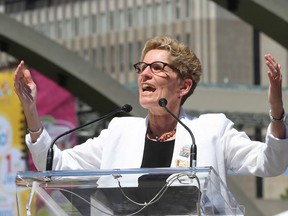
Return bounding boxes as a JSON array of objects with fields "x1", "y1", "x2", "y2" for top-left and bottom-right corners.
[{"x1": 14, "y1": 35, "x2": 288, "y2": 185}]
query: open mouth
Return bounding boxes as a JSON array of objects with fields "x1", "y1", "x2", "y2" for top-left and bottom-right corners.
[{"x1": 142, "y1": 84, "x2": 156, "y2": 92}]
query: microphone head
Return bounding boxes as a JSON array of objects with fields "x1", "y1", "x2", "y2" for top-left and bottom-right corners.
[
  {"x1": 122, "y1": 104, "x2": 133, "y2": 113},
  {"x1": 159, "y1": 98, "x2": 167, "y2": 107}
]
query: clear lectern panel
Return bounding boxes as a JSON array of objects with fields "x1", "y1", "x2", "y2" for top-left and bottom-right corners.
[{"x1": 15, "y1": 167, "x2": 245, "y2": 215}]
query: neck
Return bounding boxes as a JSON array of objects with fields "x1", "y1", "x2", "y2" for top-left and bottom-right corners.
[{"x1": 148, "y1": 108, "x2": 180, "y2": 136}]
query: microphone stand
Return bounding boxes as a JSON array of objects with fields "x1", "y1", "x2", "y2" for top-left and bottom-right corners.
[
  {"x1": 45, "y1": 104, "x2": 132, "y2": 171},
  {"x1": 159, "y1": 99, "x2": 197, "y2": 168}
]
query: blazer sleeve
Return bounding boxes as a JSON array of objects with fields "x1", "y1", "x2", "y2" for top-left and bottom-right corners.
[
  {"x1": 222, "y1": 116, "x2": 288, "y2": 177},
  {"x1": 26, "y1": 122, "x2": 109, "y2": 171}
]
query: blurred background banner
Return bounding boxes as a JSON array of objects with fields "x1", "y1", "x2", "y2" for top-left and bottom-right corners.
[
  {"x1": 0, "y1": 69, "x2": 77, "y2": 215},
  {"x1": 0, "y1": 71, "x2": 26, "y2": 216}
]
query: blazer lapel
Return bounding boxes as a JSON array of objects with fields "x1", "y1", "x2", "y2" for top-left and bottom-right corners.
[{"x1": 171, "y1": 109, "x2": 194, "y2": 168}]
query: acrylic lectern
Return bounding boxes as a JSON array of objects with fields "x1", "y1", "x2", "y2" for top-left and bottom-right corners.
[{"x1": 15, "y1": 167, "x2": 245, "y2": 215}]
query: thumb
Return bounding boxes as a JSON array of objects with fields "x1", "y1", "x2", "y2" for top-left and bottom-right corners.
[{"x1": 23, "y1": 69, "x2": 34, "y2": 84}]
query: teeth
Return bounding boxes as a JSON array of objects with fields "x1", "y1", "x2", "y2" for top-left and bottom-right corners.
[
  {"x1": 142, "y1": 84, "x2": 155, "y2": 92},
  {"x1": 144, "y1": 87, "x2": 154, "y2": 92}
]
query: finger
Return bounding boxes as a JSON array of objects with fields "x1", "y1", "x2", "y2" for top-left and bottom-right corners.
[
  {"x1": 272, "y1": 63, "x2": 281, "y2": 75},
  {"x1": 266, "y1": 54, "x2": 279, "y2": 69},
  {"x1": 269, "y1": 73, "x2": 282, "y2": 82},
  {"x1": 14, "y1": 60, "x2": 25, "y2": 78},
  {"x1": 265, "y1": 58, "x2": 281, "y2": 75},
  {"x1": 276, "y1": 63, "x2": 281, "y2": 71},
  {"x1": 14, "y1": 61, "x2": 24, "y2": 87},
  {"x1": 266, "y1": 60, "x2": 276, "y2": 73},
  {"x1": 18, "y1": 78, "x2": 33, "y2": 102},
  {"x1": 268, "y1": 71, "x2": 282, "y2": 84},
  {"x1": 14, "y1": 61, "x2": 27, "y2": 92},
  {"x1": 23, "y1": 69, "x2": 33, "y2": 83}
]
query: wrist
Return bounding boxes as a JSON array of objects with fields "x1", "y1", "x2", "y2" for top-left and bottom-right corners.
[
  {"x1": 27, "y1": 125, "x2": 43, "y2": 134},
  {"x1": 269, "y1": 109, "x2": 286, "y2": 122}
]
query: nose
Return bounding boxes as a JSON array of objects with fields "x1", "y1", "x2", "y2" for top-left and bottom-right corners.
[
  {"x1": 138, "y1": 66, "x2": 153, "y2": 83},
  {"x1": 140, "y1": 65, "x2": 153, "y2": 76}
]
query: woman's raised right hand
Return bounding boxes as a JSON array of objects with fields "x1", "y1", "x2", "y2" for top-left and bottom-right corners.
[{"x1": 13, "y1": 60, "x2": 37, "y2": 111}]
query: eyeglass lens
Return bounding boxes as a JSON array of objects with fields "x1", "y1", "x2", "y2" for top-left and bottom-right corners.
[{"x1": 134, "y1": 62, "x2": 166, "y2": 74}]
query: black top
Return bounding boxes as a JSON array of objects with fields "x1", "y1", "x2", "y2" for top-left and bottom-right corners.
[{"x1": 141, "y1": 136, "x2": 175, "y2": 168}]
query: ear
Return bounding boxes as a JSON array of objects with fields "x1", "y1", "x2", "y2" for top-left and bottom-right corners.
[{"x1": 179, "y1": 78, "x2": 193, "y2": 97}]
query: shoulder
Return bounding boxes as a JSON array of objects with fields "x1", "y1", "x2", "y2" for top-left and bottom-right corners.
[
  {"x1": 198, "y1": 113, "x2": 229, "y2": 121},
  {"x1": 102, "y1": 116, "x2": 146, "y2": 138},
  {"x1": 183, "y1": 110, "x2": 233, "y2": 127},
  {"x1": 182, "y1": 109, "x2": 228, "y2": 121}
]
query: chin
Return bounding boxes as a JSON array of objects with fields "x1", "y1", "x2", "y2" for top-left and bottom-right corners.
[
  {"x1": 139, "y1": 99, "x2": 157, "y2": 109},
  {"x1": 139, "y1": 102, "x2": 150, "y2": 109}
]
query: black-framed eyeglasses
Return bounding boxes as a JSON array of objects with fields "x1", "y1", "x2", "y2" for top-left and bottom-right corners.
[{"x1": 133, "y1": 61, "x2": 178, "y2": 74}]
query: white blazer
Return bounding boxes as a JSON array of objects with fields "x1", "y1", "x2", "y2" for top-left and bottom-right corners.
[{"x1": 26, "y1": 108, "x2": 288, "y2": 185}]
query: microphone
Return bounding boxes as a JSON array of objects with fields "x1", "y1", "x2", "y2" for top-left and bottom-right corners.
[
  {"x1": 45, "y1": 104, "x2": 133, "y2": 171},
  {"x1": 158, "y1": 98, "x2": 197, "y2": 168}
]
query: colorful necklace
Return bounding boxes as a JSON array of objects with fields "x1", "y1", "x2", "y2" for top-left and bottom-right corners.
[{"x1": 147, "y1": 127, "x2": 176, "y2": 142}]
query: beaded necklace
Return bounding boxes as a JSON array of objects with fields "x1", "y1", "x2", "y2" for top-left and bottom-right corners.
[{"x1": 147, "y1": 127, "x2": 176, "y2": 142}]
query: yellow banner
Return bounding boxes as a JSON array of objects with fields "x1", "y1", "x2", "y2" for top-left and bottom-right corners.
[{"x1": 0, "y1": 71, "x2": 27, "y2": 215}]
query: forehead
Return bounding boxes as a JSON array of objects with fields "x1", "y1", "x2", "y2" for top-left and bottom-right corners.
[{"x1": 143, "y1": 49, "x2": 172, "y2": 63}]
